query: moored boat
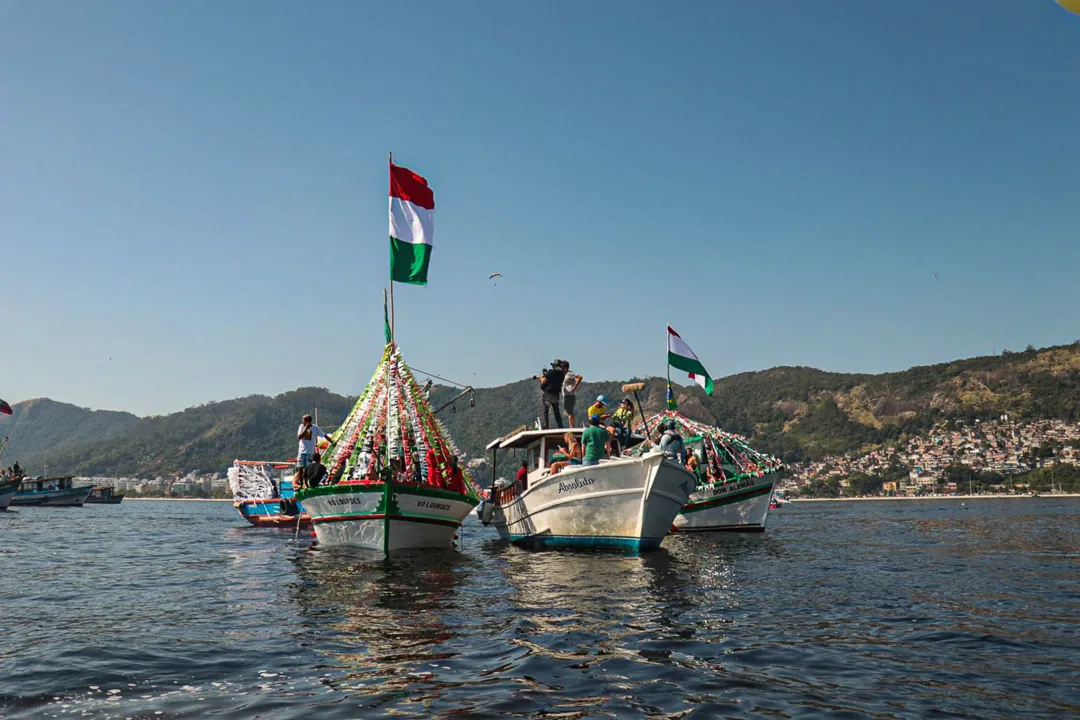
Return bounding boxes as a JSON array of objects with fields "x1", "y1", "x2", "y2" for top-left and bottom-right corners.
[
  {"x1": 0, "y1": 474, "x2": 22, "y2": 510},
  {"x1": 85, "y1": 485, "x2": 125, "y2": 504},
  {"x1": 484, "y1": 427, "x2": 696, "y2": 551},
  {"x1": 297, "y1": 345, "x2": 480, "y2": 552},
  {"x1": 229, "y1": 460, "x2": 311, "y2": 528},
  {"x1": 13, "y1": 475, "x2": 95, "y2": 507},
  {"x1": 634, "y1": 411, "x2": 783, "y2": 533}
]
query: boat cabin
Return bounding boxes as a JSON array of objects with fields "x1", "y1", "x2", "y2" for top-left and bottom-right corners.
[
  {"x1": 485, "y1": 427, "x2": 648, "y2": 489},
  {"x1": 19, "y1": 475, "x2": 77, "y2": 493}
]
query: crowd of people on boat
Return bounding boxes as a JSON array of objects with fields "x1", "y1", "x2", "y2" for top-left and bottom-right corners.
[{"x1": 1, "y1": 461, "x2": 22, "y2": 479}]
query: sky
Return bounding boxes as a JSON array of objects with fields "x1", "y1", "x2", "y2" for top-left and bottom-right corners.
[{"x1": 2, "y1": 1, "x2": 1079, "y2": 417}]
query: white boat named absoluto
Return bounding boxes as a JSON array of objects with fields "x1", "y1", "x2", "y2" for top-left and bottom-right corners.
[
  {"x1": 635, "y1": 411, "x2": 783, "y2": 533},
  {"x1": 296, "y1": 344, "x2": 479, "y2": 553},
  {"x1": 483, "y1": 427, "x2": 695, "y2": 551}
]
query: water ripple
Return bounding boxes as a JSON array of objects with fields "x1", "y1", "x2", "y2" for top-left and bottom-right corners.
[{"x1": 1, "y1": 498, "x2": 1078, "y2": 718}]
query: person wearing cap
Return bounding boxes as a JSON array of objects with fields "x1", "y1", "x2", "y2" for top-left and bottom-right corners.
[
  {"x1": 535, "y1": 360, "x2": 567, "y2": 430},
  {"x1": 658, "y1": 419, "x2": 686, "y2": 464},
  {"x1": 582, "y1": 415, "x2": 611, "y2": 466},
  {"x1": 586, "y1": 395, "x2": 611, "y2": 424},
  {"x1": 607, "y1": 399, "x2": 635, "y2": 456},
  {"x1": 297, "y1": 414, "x2": 334, "y2": 470}
]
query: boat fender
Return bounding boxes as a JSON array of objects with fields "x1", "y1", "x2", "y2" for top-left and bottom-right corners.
[{"x1": 481, "y1": 499, "x2": 495, "y2": 525}]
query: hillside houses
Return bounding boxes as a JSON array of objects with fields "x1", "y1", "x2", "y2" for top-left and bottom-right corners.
[{"x1": 787, "y1": 418, "x2": 1080, "y2": 495}]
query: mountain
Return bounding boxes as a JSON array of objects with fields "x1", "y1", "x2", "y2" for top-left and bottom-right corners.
[
  {"x1": 4, "y1": 342, "x2": 1079, "y2": 477},
  {"x1": 0, "y1": 399, "x2": 139, "y2": 469}
]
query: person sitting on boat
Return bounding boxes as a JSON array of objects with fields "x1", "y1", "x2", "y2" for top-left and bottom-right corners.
[
  {"x1": 607, "y1": 399, "x2": 634, "y2": 456},
  {"x1": 548, "y1": 432, "x2": 583, "y2": 476},
  {"x1": 446, "y1": 455, "x2": 467, "y2": 494},
  {"x1": 658, "y1": 420, "x2": 686, "y2": 464},
  {"x1": 297, "y1": 414, "x2": 334, "y2": 470},
  {"x1": 582, "y1": 415, "x2": 611, "y2": 467},
  {"x1": 303, "y1": 452, "x2": 329, "y2": 488},
  {"x1": 586, "y1": 396, "x2": 611, "y2": 424},
  {"x1": 516, "y1": 459, "x2": 529, "y2": 490}
]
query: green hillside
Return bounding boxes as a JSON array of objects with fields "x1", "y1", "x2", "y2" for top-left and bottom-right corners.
[{"x1": 5, "y1": 342, "x2": 1079, "y2": 477}]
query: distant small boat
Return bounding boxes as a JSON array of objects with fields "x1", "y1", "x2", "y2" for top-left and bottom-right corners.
[
  {"x1": 13, "y1": 475, "x2": 94, "y2": 507},
  {"x1": 0, "y1": 474, "x2": 23, "y2": 510},
  {"x1": 85, "y1": 486, "x2": 125, "y2": 504}
]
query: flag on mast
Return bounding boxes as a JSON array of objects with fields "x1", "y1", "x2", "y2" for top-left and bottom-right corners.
[
  {"x1": 389, "y1": 161, "x2": 435, "y2": 285},
  {"x1": 667, "y1": 324, "x2": 714, "y2": 395}
]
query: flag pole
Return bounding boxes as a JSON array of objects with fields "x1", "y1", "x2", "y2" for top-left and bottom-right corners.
[{"x1": 388, "y1": 152, "x2": 396, "y2": 347}]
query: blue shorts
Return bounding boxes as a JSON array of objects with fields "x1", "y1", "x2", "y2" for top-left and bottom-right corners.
[
  {"x1": 297, "y1": 452, "x2": 313, "y2": 468},
  {"x1": 582, "y1": 458, "x2": 600, "y2": 467}
]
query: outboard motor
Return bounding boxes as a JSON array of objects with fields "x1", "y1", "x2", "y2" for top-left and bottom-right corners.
[{"x1": 481, "y1": 499, "x2": 496, "y2": 525}]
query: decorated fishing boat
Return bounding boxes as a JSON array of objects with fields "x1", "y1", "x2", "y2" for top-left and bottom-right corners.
[
  {"x1": 634, "y1": 410, "x2": 783, "y2": 532},
  {"x1": 229, "y1": 460, "x2": 311, "y2": 528},
  {"x1": 483, "y1": 425, "x2": 696, "y2": 551},
  {"x1": 0, "y1": 473, "x2": 22, "y2": 510},
  {"x1": 85, "y1": 485, "x2": 125, "y2": 504},
  {"x1": 295, "y1": 158, "x2": 480, "y2": 552},
  {"x1": 13, "y1": 475, "x2": 95, "y2": 507},
  {"x1": 297, "y1": 344, "x2": 480, "y2": 551}
]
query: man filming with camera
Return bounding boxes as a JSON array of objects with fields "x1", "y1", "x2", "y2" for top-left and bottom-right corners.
[{"x1": 535, "y1": 359, "x2": 568, "y2": 430}]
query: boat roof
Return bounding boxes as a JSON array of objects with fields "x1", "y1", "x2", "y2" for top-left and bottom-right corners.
[{"x1": 487, "y1": 427, "x2": 646, "y2": 451}]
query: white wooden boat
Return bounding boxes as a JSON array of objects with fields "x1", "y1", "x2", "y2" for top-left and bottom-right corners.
[
  {"x1": 636, "y1": 411, "x2": 784, "y2": 533},
  {"x1": 483, "y1": 428, "x2": 695, "y2": 551},
  {"x1": 297, "y1": 345, "x2": 479, "y2": 552},
  {"x1": 673, "y1": 471, "x2": 778, "y2": 532}
]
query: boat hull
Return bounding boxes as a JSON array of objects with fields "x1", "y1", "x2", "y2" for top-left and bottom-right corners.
[
  {"x1": 672, "y1": 473, "x2": 778, "y2": 532},
  {"x1": 494, "y1": 453, "x2": 695, "y2": 552},
  {"x1": 0, "y1": 478, "x2": 21, "y2": 510},
  {"x1": 85, "y1": 493, "x2": 124, "y2": 504},
  {"x1": 298, "y1": 482, "x2": 478, "y2": 552},
  {"x1": 12, "y1": 485, "x2": 94, "y2": 507},
  {"x1": 234, "y1": 498, "x2": 310, "y2": 528}
]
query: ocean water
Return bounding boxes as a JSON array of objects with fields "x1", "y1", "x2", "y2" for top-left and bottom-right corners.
[{"x1": 1, "y1": 498, "x2": 1078, "y2": 719}]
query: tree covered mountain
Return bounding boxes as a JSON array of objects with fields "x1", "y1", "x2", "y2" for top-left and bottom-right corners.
[{"x1": 4, "y1": 342, "x2": 1079, "y2": 477}]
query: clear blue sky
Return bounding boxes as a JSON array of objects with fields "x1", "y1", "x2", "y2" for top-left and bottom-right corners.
[{"x1": 2, "y1": 1, "x2": 1078, "y2": 416}]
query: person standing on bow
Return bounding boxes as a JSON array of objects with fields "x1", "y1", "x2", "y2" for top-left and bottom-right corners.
[
  {"x1": 561, "y1": 361, "x2": 582, "y2": 428},
  {"x1": 535, "y1": 360, "x2": 567, "y2": 430},
  {"x1": 297, "y1": 414, "x2": 334, "y2": 470}
]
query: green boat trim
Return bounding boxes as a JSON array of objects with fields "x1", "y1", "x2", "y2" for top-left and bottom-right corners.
[{"x1": 297, "y1": 482, "x2": 478, "y2": 506}]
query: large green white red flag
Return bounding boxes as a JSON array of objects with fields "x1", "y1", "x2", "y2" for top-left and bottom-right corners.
[
  {"x1": 667, "y1": 324, "x2": 714, "y2": 395},
  {"x1": 389, "y1": 162, "x2": 434, "y2": 285}
]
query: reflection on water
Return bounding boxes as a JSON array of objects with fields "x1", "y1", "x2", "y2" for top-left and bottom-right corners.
[{"x1": 2, "y1": 499, "x2": 1079, "y2": 718}]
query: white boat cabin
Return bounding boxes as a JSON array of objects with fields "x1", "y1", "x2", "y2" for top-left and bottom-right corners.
[
  {"x1": 18, "y1": 476, "x2": 77, "y2": 493},
  {"x1": 485, "y1": 427, "x2": 649, "y2": 488}
]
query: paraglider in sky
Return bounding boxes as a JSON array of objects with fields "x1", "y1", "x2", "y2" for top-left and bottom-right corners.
[
  {"x1": 934, "y1": 273, "x2": 939, "y2": 280},
  {"x1": 1057, "y1": 0, "x2": 1080, "y2": 17},
  {"x1": 488, "y1": 272, "x2": 502, "y2": 285}
]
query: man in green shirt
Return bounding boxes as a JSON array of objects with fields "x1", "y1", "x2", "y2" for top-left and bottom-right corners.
[{"x1": 581, "y1": 415, "x2": 610, "y2": 466}]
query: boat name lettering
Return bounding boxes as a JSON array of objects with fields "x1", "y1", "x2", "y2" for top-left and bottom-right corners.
[
  {"x1": 557, "y1": 477, "x2": 596, "y2": 494},
  {"x1": 417, "y1": 500, "x2": 452, "y2": 511},
  {"x1": 326, "y1": 497, "x2": 357, "y2": 507},
  {"x1": 717, "y1": 478, "x2": 757, "y2": 495}
]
